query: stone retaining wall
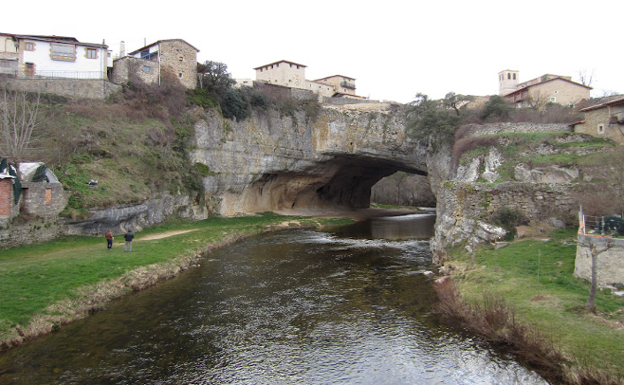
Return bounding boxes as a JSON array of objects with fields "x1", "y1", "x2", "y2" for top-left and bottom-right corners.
[
  {"x1": 2, "y1": 78, "x2": 121, "y2": 100},
  {"x1": 575, "y1": 234, "x2": 624, "y2": 286},
  {"x1": 459, "y1": 122, "x2": 571, "y2": 138}
]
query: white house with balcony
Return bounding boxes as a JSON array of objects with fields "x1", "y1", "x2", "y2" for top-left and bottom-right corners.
[{"x1": 0, "y1": 33, "x2": 109, "y2": 79}]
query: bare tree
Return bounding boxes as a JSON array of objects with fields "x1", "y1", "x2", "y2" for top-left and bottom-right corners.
[
  {"x1": 578, "y1": 68, "x2": 595, "y2": 87},
  {"x1": 0, "y1": 87, "x2": 41, "y2": 178},
  {"x1": 527, "y1": 90, "x2": 549, "y2": 111},
  {"x1": 584, "y1": 238, "x2": 613, "y2": 312}
]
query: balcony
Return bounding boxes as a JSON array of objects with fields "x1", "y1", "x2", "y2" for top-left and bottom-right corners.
[{"x1": 341, "y1": 81, "x2": 356, "y2": 89}]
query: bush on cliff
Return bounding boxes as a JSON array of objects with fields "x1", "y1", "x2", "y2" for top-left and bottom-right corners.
[{"x1": 406, "y1": 93, "x2": 462, "y2": 149}]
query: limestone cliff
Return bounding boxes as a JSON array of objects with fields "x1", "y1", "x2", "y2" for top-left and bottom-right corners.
[
  {"x1": 429, "y1": 123, "x2": 607, "y2": 263},
  {"x1": 191, "y1": 104, "x2": 428, "y2": 216}
]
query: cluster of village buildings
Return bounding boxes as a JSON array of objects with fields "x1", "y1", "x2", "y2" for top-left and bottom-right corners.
[
  {"x1": 496, "y1": 69, "x2": 624, "y2": 143},
  {"x1": 0, "y1": 34, "x2": 363, "y2": 100},
  {"x1": 1, "y1": 32, "x2": 624, "y2": 225}
]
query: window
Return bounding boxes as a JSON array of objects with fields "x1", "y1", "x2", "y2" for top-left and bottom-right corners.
[
  {"x1": 597, "y1": 124, "x2": 605, "y2": 134},
  {"x1": 45, "y1": 188, "x2": 52, "y2": 204},
  {"x1": 24, "y1": 42, "x2": 35, "y2": 51},
  {"x1": 0, "y1": 60, "x2": 10, "y2": 67},
  {"x1": 143, "y1": 65, "x2": 152, "y2": 72},
  {"x1": 554, "y1": 90, "x2": 559, "y2": 94},
  {"x1": 550, "y1": 97, "x2": 556, "y2": 102},
  {"x1": 507, "y1": 73, "x2": 511, "y2": 79},
  {"x1": 178, "y1": 73, "x2": 183, "y2": 78},
  {"x1": 51, "y1": 43, "x2": 75, "y2": 61},
  {"x1": 85, "y1": 48, "x2": 97, "y2": 59},
  {"x1": 513, "y1": 73, "x2": 516, "y2": 80},
  {"x1": 179, "y1": 56, "x2": 184, "y2": 62}
]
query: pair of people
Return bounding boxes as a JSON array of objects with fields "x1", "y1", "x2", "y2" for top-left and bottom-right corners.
[{"x1": 104, "y1": 229, "x2": 135, "y2": 252}]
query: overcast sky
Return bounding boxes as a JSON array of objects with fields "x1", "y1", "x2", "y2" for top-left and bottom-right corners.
[{"x1": 5, "y1": 0, "x2": 622, "y2": 103}]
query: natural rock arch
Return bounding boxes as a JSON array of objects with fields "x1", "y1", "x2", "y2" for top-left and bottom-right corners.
[{"x1": 191, "y1": 104, "x2": 429, "y2": 216}]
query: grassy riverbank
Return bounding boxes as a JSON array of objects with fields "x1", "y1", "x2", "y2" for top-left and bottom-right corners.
[
  {"x1": 0, "y1": 213, "x2": 352, "y2": 350},
  {"x1": 440, "y1": 229, "x2": 624, "y2": 384}
]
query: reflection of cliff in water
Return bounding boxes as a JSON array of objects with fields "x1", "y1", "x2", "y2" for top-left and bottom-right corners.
[{"x1": 333, "y1": 213, "x2": 437, "y2": 241}]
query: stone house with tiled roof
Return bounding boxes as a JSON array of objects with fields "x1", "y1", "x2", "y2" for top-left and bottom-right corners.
[
  {"x1": 253, "y1": 60, "x2": 363, "y2": 99},
  {"x1": 571, "y1": 96, "x2": 624, "y2": 144},
  {"x1": 111, "y1": 39, "x2": 199, "y2": 89},
  {"x1": 498, "y1": 70, "x2": 591, "y2": 109}
]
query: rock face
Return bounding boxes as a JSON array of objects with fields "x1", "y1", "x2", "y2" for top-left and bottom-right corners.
[
  {"x1": 429, "y1": 124, "x2": 589, "y2": 263},
  {"x1": 191, "y1": 105, "x2": 428, "y2": 216},
  {"x1": 63, "y1": 192, "x2": 208, "y2": 236}
]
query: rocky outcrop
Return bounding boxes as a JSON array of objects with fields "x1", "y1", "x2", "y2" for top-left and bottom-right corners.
[
  {"x1": 191, "y1": 105, "x2": 428, "y2": 216},
  {"x1": 429, "y1": 124, "x2": 590, "y2": 263},
  {"x1": 63, "y1": 192, "x2": 208, "y2": 236},
  {"x1": 3, "y1": 103, "x2": 429, "y2": 244}
]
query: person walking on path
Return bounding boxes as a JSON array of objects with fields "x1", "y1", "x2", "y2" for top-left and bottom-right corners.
[
  {"x1": 124, "y1": 230, "x2": 134, "y2": 252},
  {"x1": 105, "y1": 230, "x2": 114, "y2": 250}
]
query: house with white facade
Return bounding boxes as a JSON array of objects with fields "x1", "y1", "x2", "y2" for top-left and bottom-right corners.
[{"x1": 0, "y1": 33, "x2": 109, "y2": 79}]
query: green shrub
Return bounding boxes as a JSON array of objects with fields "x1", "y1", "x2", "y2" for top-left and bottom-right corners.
[
  {"x1": 491, "y1": 206, "x2": 527, "y2": 240},
  {"x1": 186, "y1": 88, "x2": 219, "y2": 109},
  {"x1": 194, "y1": 162, "x2": 213, "y2": 176}
]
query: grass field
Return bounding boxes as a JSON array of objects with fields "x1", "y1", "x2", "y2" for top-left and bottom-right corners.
[
  {"x1": 445, "y1": 229, "x2": 624, "y2": 382},
  {"x1": 0, "y1": 213, "x2": 352, "y2": 347}
]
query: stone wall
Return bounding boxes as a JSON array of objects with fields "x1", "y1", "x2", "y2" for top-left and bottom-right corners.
[
  {"x1": 0, "y1": 218, "x2": 64, "y2": 248},
  {"x1": 458, "y1": 122, "x2": 571, "y2": 138},
  {"x1": 575, "y1": 234, "x2": 624, "y2": 286},
  {"x1": 110, "y1": 56, "x2": 158, "y2": 86},
  {"x1": 158, "y1": 40, "x2": 197, "y2": 89},
  {"x1": 3, "y1": 78, "x2": 121, "y2": 100},
  {"x1": 21, "y1": 181, "x2": 67, "y2": 218}
]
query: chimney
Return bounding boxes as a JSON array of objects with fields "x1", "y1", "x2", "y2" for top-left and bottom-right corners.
[{"x1": 120, "y1": 41, "x2": 126, "y2": 57}]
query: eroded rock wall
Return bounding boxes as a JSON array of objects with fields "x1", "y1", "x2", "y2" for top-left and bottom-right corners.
[
  {"x1": 191, "y1": 105, "x2": 428, "y2": 216},
  {"x1": 429, "y1": 124, "x2": 584, "y2": 263}
]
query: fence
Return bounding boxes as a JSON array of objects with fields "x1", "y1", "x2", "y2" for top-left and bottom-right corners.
[{"x1": 578, "y1": 207, "x2": 624, "y2": 247}]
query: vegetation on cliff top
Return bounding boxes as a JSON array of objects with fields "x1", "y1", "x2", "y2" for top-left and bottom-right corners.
[
  {"x1": 1, "y1": 61, "x2": 323, "y2": 217},
  {"x1": 405, "y1": 91, "x2": 583, "y2": 150}
]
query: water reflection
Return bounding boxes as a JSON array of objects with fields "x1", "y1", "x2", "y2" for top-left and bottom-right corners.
[
  {"x1": 0, "y1": 213, "x2": 546, "y2": 384},
  {"x1": 333, "y1": 213, "x2": 436, "y2": 240}
]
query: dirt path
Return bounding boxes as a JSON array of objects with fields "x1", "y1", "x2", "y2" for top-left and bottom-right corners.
[{"x1": 137, "y1": 229, "x2": 198, "y2": 241}]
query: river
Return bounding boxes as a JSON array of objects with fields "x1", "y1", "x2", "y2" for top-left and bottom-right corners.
[{"x1": 0, "y1": 213, "x2": 547, "y2": 384}]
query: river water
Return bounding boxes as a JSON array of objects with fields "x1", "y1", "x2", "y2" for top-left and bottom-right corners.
[{"x1": 0, "y1": 213, "x2": 547, "y2": 384}]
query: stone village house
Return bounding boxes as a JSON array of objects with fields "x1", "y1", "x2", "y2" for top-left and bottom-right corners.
[
  {"x1": 571, "y1": 96, "x2": 624, "y2": 144},
  {"x1": 498, "y1": 69, "x2": 591, "y2": 109},
  {"x1": 110, "y1": 39, "x2": 199, "y2": 89},
  {"x1": 252, "y1": 60, "x2": 365, "y2": 99},
  {"x1": 0, "y1": 160, "x2": 67, "y2": 226}
]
